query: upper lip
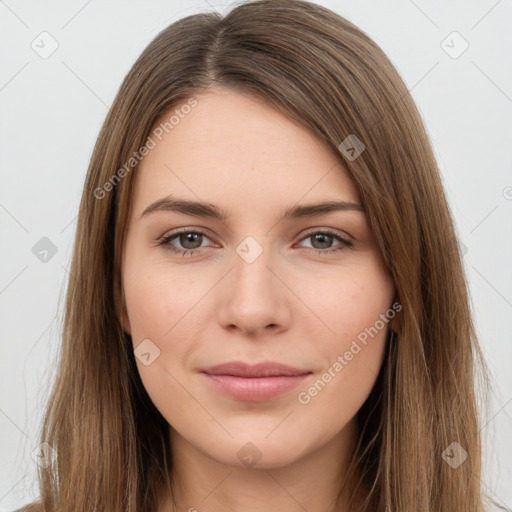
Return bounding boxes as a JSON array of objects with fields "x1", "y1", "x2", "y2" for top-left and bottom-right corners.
[{"x1": 201, "y1": 361, "x2": 312, "y2": 378}]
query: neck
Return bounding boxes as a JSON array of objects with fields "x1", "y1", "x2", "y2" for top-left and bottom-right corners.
[{"x1": 157, "y1": 418, "x2": 362, "y2": 512}]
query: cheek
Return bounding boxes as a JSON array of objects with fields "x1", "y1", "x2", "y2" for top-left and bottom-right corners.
[
  {"x1": 123, "y1": 255, "x2": 200, "y2": 342},
  {"x1": 296, "y1": 261, "x2": 394, "y2": 345},
  {"x1": 123, "y1": 259, "x2": 200, "y2": 422},
  {"x1": 293, "y1": 264, "x2": 392, "y2": 408}
]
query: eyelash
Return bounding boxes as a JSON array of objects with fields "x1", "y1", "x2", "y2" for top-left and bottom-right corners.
[{"x1": 156, "y1": 228, "x2": 353, "y2": 257}]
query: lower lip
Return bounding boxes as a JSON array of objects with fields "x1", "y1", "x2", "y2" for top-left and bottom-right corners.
[{"x1": 200, "y1": 373, "x2": 311, "y2": 401}]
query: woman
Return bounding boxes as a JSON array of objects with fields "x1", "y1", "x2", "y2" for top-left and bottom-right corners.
[{"x1": 18, "y1": 0, "x2": 494, "y2": 510}]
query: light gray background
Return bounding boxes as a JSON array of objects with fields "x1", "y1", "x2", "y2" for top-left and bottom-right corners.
[{"x1": 1, "y1": 0, "x2": 511, "y2": 510}]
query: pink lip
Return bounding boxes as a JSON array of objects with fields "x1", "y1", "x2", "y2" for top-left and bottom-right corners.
[{"x1": 200, "y1": 361, "x2": 312, "y2": 401}]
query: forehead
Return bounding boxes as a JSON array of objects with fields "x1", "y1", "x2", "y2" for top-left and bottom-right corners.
[{"x1": 130, "y1": 89, "x2": 361, "y2": 220}]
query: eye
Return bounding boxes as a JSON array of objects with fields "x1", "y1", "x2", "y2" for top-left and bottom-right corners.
[
  {"x1": 156, "y1": 228, "x2": 214, "y2": 256},
  {"x1": 156, "y1": 228, "x2": 353, "y2": 257},
  {"x1": 296, "y1": 229, "x2": 353, "y2": 255}
]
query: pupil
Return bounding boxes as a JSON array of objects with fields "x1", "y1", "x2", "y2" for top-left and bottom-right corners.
[
  {"x1": 181, "y1": 233, "x2": 201, "y2": 249},
  {"x1": 313, "y1": 233, "x2": 332, "y2": 249}
]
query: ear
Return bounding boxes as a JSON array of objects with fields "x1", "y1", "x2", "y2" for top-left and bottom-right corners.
[
  {"x1": 114, "y1": 273, "x2": 131, "y2": 336},
  {"x1": 387, "y1": 297, "x2": 403, "y2": 336}
]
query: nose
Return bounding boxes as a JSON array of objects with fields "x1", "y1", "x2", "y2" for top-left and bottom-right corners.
[{"x1": 216, "y1": 241, "x2": 291, "y2": 336}]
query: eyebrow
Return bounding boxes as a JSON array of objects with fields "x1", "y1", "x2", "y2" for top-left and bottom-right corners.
[{"x1": 140, "y1": 195, "x2": 365, "y2": 221}]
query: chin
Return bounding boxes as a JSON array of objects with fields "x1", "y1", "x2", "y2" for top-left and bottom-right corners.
[{"x1": 200, "y1": 435, "x2": 310, "y2": 470}]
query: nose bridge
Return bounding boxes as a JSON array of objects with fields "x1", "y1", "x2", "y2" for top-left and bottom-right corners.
[
  {"x1": 216, "y1": 233, "x2": 289, "y2": 333},
  {"x1": 232, "y1": 234, "x2": 276, "y2": 295}
]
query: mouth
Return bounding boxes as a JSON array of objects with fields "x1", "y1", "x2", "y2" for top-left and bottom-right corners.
[{"x1": 199, "y1": 361, "x2": 313, "y2": 401}]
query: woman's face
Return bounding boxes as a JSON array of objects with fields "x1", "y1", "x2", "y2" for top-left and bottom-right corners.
[{"x1": 119, "y1": 88, "x2": 396, "y2": 469}]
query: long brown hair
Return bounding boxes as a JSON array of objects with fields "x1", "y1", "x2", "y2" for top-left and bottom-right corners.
[{"x1": 20, "y1": 0, "x2": 493, "y2": 510}]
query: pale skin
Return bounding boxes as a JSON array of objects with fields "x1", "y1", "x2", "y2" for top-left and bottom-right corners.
[{"x1": 118, "y1": 88, "x2": 396, "y2": 512}]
